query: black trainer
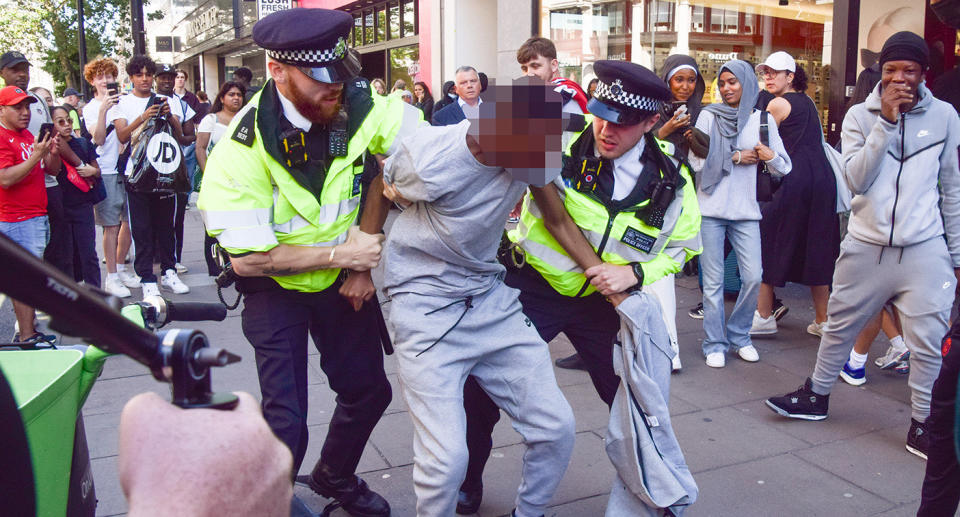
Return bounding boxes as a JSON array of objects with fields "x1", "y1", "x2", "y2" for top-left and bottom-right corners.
[
  {"x1": 772, "y1": 298, "x2": 789, "y2": 321},
  {"x1": 554, "y1": 353, "x2": 588, "y2": 371},
  {"x1": 906, "y1": 418, "x2": 929, "y2": 460},
  {"x1": 687, "y1": 302, "x2": 704, "y2": 320},
  {"x1": 456, "y1": 486, "x2": 482, "y2": 514},
  {"x1": 765, "y1": 378, "x2": 829, "y2": 421},
  {"x1": 301, "y1": 464, "x2": 390, "y2": 517}
]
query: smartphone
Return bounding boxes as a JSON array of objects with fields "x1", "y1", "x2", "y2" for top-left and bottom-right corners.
[
  {"x1": 38, "y1": 123, "x2": 54, "y2": 142},
  {"x1": 151, "y1": 96, "x2": 168, "y2": 107},
  {"x1": 106, "y1": 82, "x2": 119, "y2": 96}
]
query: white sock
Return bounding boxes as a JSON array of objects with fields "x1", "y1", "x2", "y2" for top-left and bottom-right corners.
[
  {"x1": 848, "y1": 350, "x2": 868, "y2": 370},
  {"x1": 889, "y1": 335, "x2": 907, "y2": 352},
  {"x1": 107, "y1": 272, "x2": 119, "y2": 280},
  {"x1": 117, "y1": 264, "x2": 126, "y2": 273}
]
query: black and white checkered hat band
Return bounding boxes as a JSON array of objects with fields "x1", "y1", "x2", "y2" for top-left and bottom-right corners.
[
  {"x1": 594, "y1": 80, "x2": 662, "y2": 112},
  {"x1": 267, "y1": 38, "x2": 346, "y2": 67}
]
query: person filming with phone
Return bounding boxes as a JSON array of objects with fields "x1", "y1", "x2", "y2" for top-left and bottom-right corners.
[{"x1": 0, "y1": 85, "x2": 61, "y2": 344}]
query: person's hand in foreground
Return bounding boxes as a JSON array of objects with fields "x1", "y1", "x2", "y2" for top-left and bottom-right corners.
[{"x1": 119, "y1": 391, "x2": 293, "y2": 517}]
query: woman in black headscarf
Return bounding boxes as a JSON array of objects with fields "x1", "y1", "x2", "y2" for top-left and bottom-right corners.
[
  {"x1": 656, "y1": 55, "x2": 709, "y2": 161},
  {"x1": 431, "y1": 80, "x2": 457, "y2": 120}
]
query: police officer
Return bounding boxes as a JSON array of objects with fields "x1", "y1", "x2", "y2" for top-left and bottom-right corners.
[
  {"x1": 458, "y1": 60, "x2": 702, "y2": 513},
  {"x1": 197, "y1": 8, "x2": 421, "y2": 516}
]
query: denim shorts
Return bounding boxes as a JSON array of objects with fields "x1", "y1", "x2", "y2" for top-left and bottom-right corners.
[{"x1": 0, "y1": 215, "x2": 50, "y2": 257}]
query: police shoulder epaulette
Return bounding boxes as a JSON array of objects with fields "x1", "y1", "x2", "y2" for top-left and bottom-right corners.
[{"x1": 232, "y1": 107, "x2": 257, "y2": 147}]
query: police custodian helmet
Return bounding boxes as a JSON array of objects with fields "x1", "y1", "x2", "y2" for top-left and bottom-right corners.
[
  {"x1": 253, "y1": 8, "x2": 362, "y2": 83},
  {"x1": 587, "y1": 60, "x2": 671, "y2": 126}
]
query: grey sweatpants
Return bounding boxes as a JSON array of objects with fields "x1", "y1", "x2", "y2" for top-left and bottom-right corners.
[
  {"x1": 811, "y1": 235, "x2": 954, "y2": 421},
  {"x1": 388, "y1": 281, "x2": 576, "y2": 517}
]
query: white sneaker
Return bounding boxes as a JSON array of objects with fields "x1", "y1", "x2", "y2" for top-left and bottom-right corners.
[
  {"x1": 175, "y1": 262, "x2": 188, "y2": 274},
  {"x1": 737, "y1": 345, "x2": 760, "y2": 362},
  {"x1": 807, "y1": 321, "x2": 825, "y2": 337},
  {"x1": 750, "y1": 311, "x2": 777, "y2": 335},
  {"x1": 671, "y1": 354, "x2": 682, "y2": 372},
  {"x1": 161, "y1": 269, "x2": 190, "y2": 294},
  {"x1": 705, "y1": 352, "x2": 726, "y2": 368},
  {"x1": 104, "y1": 276, "x2": 132, "y2": 298},
  {"x1": 142, "y1": 282, "x2": 161, "y2": 298},
  {"x1": 118, "y1": 270, "x2": 142, "y2": 288}
]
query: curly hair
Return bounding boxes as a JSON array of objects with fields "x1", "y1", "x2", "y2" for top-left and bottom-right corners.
[
  {"x1": 791, "y1": 66, "x2": 808, "y2": 93},
  {"x1": 125, "y1": 55, "x2": 156, "y2": 77},
  {"x1": 83, "y1": 57, "x2": 119, "y2": 85}
]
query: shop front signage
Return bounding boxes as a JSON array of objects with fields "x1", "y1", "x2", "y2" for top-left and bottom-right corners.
[
  {"x1": 708, "y1": 51, "x2": 739, "y2": 62},
  {"x1": 258, "y1": 0, "x2": 291, "y2": 19},
  {"x1": 187, "y1": 6, "x2": 221, "y2": 41}
]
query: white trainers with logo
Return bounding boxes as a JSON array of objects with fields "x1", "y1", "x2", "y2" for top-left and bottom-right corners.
[
  {"x1": 175, "y1": 262, "x2": 188, "y2": 274},
  {"x1": 104, "y1": 276, "x2": 132, "y2": 298},
  {"x1": 750, "y1": 311, "x2": 777, "y2": 335},
  {"x1": 118, "y1": 270, "x2": 142, "y2": 289},
  {"x1": 141, "y1": 282, "x2": 161, "y2": 298},
  {"x1": 161, "y1": 269, "x2": 190, "y2": 294}
]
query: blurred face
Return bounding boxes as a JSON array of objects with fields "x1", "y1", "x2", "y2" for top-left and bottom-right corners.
[
  {"x1": 52, "y1": 109, "x2": 73, "y2": 138},
  {"x1": 669, "y1": 69, "x2": 697, "y2": 102},
  {"x1": 91, "y1": 72, "x2": 116, "y2": 96},
  {"x1": 130, "y1": 68, "x2": 154, "y2": 96},
  {"x1": 760, "y1": 68, "x2": 794, "y2": 96},
  {"x1": 0, "y1": 99, "x2": 33, "y2": 131},
  {"x1": 1, "y1": 62, "x2": 30, "y2": 90},
  {"x1": 588, "y1": 80, "x2": 598, "y2": 98},
  {"x1": 155, "y1": 73, "x2": 175, "y2": 95},
  {"x1": 270, "y1": 61, "x2": 343, "y2": 124},
  {"x1": 64, "y1": 94, "x2": 79, "y2": 107},
  {"x1": 717, "y1": 71, "x2": 742, "y2": 107},
  {"x1": 34, "y1": 88, "x2": 54, "y2": 107},
  {"x1": 175, "y1": 72, "x2": 187, "y2": 89},
  {"x1": 372, "y1": 80, "x2": 385, "y2": 95},
  {"x1": 414, "y1": 84, "x2": 424, "y2": 99},
  {"x1": 881, "y1": 59, "x2": 923, "y2": 112},
  {"x1": 520, "y1": 55, "x2": 559, "y2": 82},
  {"x1": 592, "y1": 113, "x2": 659, "y2": 160},
  {"x1": 221, "y1": 87, "x2": 244, "y2": 112},
  {"x1": 455, "y1": 70, "x2": 480, "y2": 103}
]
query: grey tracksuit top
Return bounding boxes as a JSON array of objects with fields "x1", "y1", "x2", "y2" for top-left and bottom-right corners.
[{"x1": 841, "y1": 82, "x2": 960, "y2": 265}]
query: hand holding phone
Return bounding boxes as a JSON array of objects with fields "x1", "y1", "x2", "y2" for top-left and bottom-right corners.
[
  {"x1": 37, "y1": 123, "x2": 54, "y2": 143},
  {"x1": 106, "y1": 82, "x2": 119, "y2": 97}
]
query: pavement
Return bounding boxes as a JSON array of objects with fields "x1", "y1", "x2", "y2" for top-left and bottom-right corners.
[{"x1": 1, "y1": 207, "x2": 939, "y2": 516}]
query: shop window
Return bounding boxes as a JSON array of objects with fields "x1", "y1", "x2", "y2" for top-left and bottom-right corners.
[
  {"x1": 691, "y1": 6, "x2": 705, "y2": 32},
  {"x1": 402, "y1": 0, "x2": 415, "y2": 37},
  {"x1": 388, "y1": 44, "x2": 419, "y2": 89},
  {"x1": 593, "y1": 3, "x2": 626, "y2": 36},
  {"x1": 376, "y1": 5, "x2": 386, "y2": 42},
  {"x1": 353, "y1": 15, "x2": 362, "y2": 47},
  {"x1": 389, "y1": 1, "x2": 401, "y2": 40},
  {"x1": 364, "y1": 10, "x2": 374, "y2": 45},
  {"x1": 648, "y1": 1, "x2": 674, "y2": 32}
]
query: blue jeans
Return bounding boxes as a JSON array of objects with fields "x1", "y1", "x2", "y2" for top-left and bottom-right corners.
[
  {"x1": 0, "y1": 215, "x2": 50, "y2": 258},
  {"x1": 700, "y1": 217, "x2": 762, "y2": 356}
]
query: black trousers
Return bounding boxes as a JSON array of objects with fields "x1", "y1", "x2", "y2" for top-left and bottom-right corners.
[
  {"x1": 43, "y1": 185, "x2": 71, "y2": 275},
  {"x1": 918, "y1": 327, "x2": 960, "y2": 516},
  {"x1": 461, "y1": 265, "x2": 620, "y2": 491},
  {"x1": 240, "y1": 283, "x2": 392, "y2": 476},
  {"x1": 127, "y1": 191, "x2": 176, "y2": 283},
  {"x1": 173, "y1": 192, "x2": 187, "y2": 263},
  {"x1": 63, "y1": 203, "x2": 101, "y2": 287}
]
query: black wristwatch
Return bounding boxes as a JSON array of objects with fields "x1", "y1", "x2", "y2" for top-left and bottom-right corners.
[{"x1": 626, "y1": 262, "x2": 644, "y2": 293}]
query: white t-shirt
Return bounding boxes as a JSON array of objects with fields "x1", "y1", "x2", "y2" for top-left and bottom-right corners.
[
  {"x1": 197, "y1": 112, "x2": 229, "y2": 153},
  {"x1": 112, "y1": 93, "x2": 185, "y2": 175},
  {"x1": 82, "y1": 98, "x2": 121, "y2": 175},
  {"x1": 611, "y1": 137, "x2": 646, "y2": 201}
]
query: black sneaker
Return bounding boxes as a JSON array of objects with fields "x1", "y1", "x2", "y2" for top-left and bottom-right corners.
[
  {"x1": 299, "y1": 465, "x2": 390, "y2": 517},
  {"x1": 456, "y1": 486, "x2": 482, "y2": 514},
  {"x1": 772, "y1": 298, "x2": 789, "y2": 321},
  {"x1": 765, "y1": 378, "x2": 829, "y2": 421},
  {"x1": 688, "y1": 302, "x2": 704, "y2": 320},
  {"x1": 906, "y1": 418, "x2": 929, "y2": 460},
  {"x1": 554, "y1": 353, "x2": 588, "y2": 371}
]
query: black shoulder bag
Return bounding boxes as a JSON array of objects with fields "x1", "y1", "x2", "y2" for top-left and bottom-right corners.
[{"x1": 755, "y1": 110, "x2": 779, "y2": 202}]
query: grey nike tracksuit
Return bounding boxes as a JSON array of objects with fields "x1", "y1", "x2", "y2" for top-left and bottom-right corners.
[{"x1": 810, "y1": 83, "x2": 960, "y2": 422}]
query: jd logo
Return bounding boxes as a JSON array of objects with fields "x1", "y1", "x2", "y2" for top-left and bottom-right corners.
[{"x1": 146, "y1": 132, "x2": 182, "y2": 175}]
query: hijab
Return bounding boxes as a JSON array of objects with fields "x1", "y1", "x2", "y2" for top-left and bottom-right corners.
[
  {"x1": 655, "y1": 54, "x2": 706, "y2": 159},
  {"x1": 699, "y1": 59, "x2": 759, "y2": 194}
]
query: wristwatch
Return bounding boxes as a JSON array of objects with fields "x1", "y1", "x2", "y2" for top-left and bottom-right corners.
[{"x1": 626, "y1": 262, "x2": 644, "y2": 293}]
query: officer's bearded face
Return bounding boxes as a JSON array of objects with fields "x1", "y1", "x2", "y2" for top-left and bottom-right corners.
[{"x1": 284, "y1": 66, "x2": 343, "y2": 124}]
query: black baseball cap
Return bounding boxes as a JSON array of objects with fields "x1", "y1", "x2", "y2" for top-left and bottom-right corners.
[
  {"x1": 156, "y1": 64, "x2": 177, "y2": 76},
  {"x1": 0, "y1": 51, "x2": 31, "y2": 70},
  {"x1": 253, "y1": 8, "x2": 361, "y2": 83}
]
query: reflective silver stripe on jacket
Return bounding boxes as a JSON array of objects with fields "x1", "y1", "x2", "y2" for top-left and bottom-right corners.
[
  {"x1": 272, "y1": 197, "x2": 360, "y2": 234},
  {"x1": 202, "y1": 207, "x2": 273, "y2": 231},
  {"x1": 215, "y1": 225, "x2": 278, "y2": 249}
]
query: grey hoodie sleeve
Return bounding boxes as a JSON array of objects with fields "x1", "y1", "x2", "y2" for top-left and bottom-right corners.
[
  {"x1": 382, "y1": 140, "x2": 449, "y2": 204},
  {"x1": 841, "y1": 107, "x2": 899, "y2": 195},
  {"x1": 937, "y1": 111, "x2": 960, "y2": 267},
  {"x1": 764, "y1": 117, "x2": 791, "y2": 177}
]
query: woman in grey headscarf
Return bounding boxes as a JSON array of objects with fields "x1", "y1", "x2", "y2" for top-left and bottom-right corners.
[{"x1": 687, "y1": 59, "x2": 791, "y2": 369}]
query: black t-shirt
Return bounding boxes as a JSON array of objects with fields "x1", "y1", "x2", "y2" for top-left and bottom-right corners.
[{"x1": 58, "y1": 137, "x2": 102, "y2": 206}]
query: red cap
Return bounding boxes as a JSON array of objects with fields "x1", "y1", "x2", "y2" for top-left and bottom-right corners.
[{"x1": 0, "y1": 85, "x2": 37, "y2": 106}]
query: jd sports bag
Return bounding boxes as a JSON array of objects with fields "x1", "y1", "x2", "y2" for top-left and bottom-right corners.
[{"x1": 124, "y1": 110, "x2": 190, "y2": 194}]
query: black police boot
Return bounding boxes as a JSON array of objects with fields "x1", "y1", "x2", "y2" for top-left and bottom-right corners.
[
  {"x1": 554, "y1": 353, "x2": 587, "y2": 371},
  {"x1": 456, "y1": 485, "x2": 482, "y2": 514},
  {"x1": 304, "y1": 463, "x2": 390, "y2": 517}
]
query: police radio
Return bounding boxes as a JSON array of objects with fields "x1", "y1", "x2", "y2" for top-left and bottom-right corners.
[
  {"x1": 329, "y1": 109, "x2": 349, "y2": 157},
  {"x1": 281, "y1": 128, "x2": 308, "y2": 168},
  {"x1": 640, "y1": 180, "x2": 675, "y2": 229}
]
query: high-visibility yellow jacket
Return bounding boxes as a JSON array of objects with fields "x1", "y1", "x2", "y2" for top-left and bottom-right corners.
[
  {"x1": 508, "y1": 124, "x2": 702, "y2": 297},
  {"x1": 198, "y1": 78, "x2": 422, "y2": 292}
]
